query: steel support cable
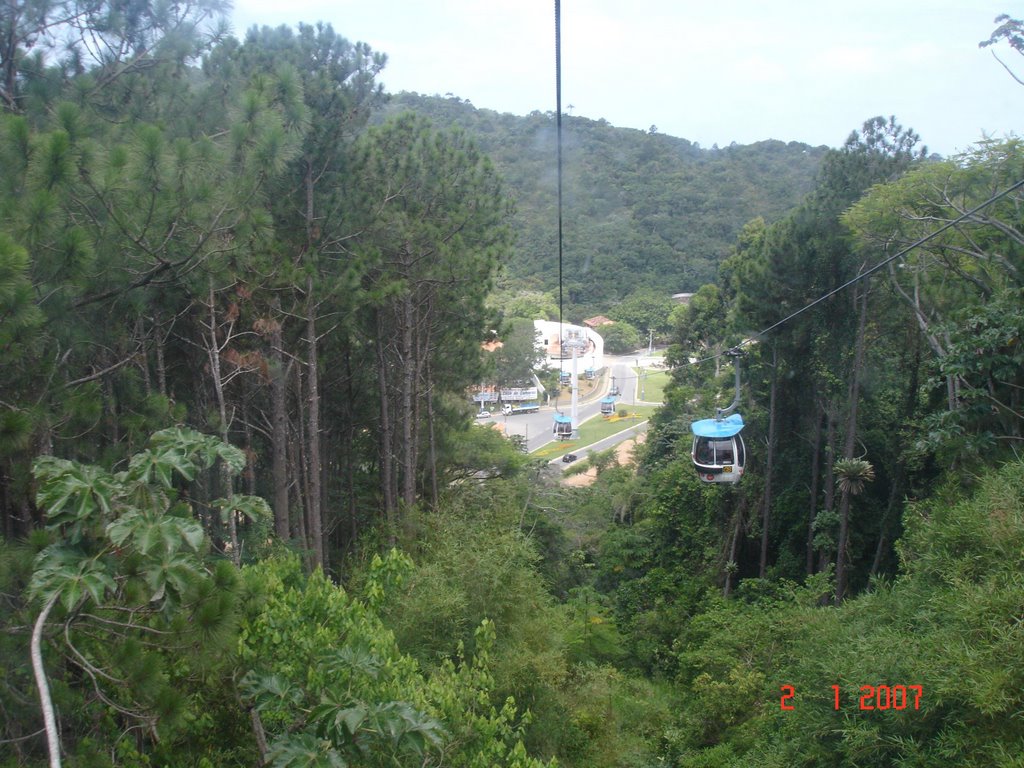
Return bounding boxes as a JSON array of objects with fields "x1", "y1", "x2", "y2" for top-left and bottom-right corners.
[
  {"x1": 686, "y1": 176, "x2": 1024, "y2": 367},
  {"x1": 554, "y1": 0, "x2": 565, "y2": 413}
]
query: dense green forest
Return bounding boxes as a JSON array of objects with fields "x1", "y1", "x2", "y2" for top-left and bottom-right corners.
[
  {"x1": 2, "y1": 3, "x2": 1023, "y2": 767},
  {"x1": 379, "y1": 91, "x2": 828, "y2": 320}
]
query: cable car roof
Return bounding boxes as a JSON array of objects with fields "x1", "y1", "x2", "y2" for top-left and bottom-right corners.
[{"x1": 691, "y1": 414, "x2": 745, "y2": 438}]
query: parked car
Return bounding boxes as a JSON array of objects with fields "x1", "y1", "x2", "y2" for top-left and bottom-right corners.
[{"x1": 475, "y1": 410, "x2": 491, "y2": 419}]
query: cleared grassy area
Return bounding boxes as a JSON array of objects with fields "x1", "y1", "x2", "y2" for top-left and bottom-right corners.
[
  {"x1": 637, "y1": 369, "x2": 671, "y2": 403},
  {"x1": 531, "y1": 404, "x2": 660, "y2": 460}
]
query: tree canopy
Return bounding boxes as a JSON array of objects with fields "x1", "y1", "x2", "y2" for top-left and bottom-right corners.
[{"x1": 2, "y1": 7, "x2": 1022, "y2": 767}]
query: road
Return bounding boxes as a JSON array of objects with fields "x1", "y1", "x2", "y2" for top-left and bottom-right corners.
[
  {"x1": 481, "y1": 355, "x2": 653, "y2": 454},
  {"x1": 554, "y1": 419, "x2": 650, "y2": 472}
]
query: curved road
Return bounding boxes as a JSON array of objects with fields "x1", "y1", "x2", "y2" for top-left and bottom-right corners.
[{"x1": 480, "y1": 355, "x2": 658, "y2": 456}]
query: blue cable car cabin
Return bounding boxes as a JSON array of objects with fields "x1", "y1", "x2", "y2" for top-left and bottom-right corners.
[
  {"x1": 600, "y1": 396, "x2": 616, "y2": 415},
  {"x1": 553, "y1": 414, "x2": 573, "y2": 438},
  {"x1": 691, "y1": 414, "x2": 746, "y2": 484}
]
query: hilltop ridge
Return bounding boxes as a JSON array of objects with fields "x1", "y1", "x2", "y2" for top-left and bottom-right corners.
[{"x1": 379, "y1": 91, "x2": 829, "y2": 316}]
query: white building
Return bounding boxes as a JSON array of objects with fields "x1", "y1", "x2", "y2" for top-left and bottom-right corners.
[{"x1": 533, "y1": 320, "x2": 605, "y2": 371}]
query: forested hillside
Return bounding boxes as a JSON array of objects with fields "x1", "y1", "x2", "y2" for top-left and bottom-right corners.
[
  {"x1": 2, "y1": 3, "x2": 1023, "y2": 767},
  {"x1": 379, "y1": 92, "x2": 828, "y2": 317}
]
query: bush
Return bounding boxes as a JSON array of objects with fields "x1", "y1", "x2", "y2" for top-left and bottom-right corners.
[{"x1": 602, "y1": 322, "x2": 642, "y2": 354}]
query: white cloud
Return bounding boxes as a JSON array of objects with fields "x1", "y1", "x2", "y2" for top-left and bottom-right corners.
[{"x1": 227, "y1": 0, "x2": 1019, "y2": 155}]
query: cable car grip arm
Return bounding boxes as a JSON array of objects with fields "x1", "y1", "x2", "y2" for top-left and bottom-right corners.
[{"x1": 715, "y1": 348, "x2": 744, "y2": 420}]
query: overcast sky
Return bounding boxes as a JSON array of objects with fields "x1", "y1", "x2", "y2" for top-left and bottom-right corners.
[{"x1": 229, "y1": 1, "x2": 1019, "y2": 157}]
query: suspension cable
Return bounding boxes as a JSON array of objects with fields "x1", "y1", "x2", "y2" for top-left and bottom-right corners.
[
  {"x1": 555, "y1": 0, "x2": 564, "y2": 334},
  {"x1": 687, "y1": 176, "x2": 1024, "y2": 367},
  {"x1": 554, "y1": 0, "x2": 565, "y2": 411}
]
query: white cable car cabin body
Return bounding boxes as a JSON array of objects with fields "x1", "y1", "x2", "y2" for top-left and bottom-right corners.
[
  {"x1": 691, "y1": 413, "x2": 746, "y2": 484},
  {"x1": 690, "y1": 348, "x2": 747, "y2": 484}
]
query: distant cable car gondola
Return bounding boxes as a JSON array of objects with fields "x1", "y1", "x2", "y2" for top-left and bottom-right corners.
[
  {"x1": 600, "y1": 396, "x2": 616, "y2": 415},
  {"x1": 690, "y1": 349, "x2": 746, "y2": 484},
  {"x1": 553, "y1": 413, "x2": 573, "y2": 439}
]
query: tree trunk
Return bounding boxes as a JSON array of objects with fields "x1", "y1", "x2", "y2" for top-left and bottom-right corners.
[
  {"x1": 723, "y1": 504, "x2": 744, "y2": 598},
  {"x1": 836, "y1": 281, "x2": 870, "y2": 602},
  {"x1": 206, "y1": 278, "x2": 239, "y2": 566},
  {"x1": 305, "y1": 276, "x2": 324, "y2": 569},
  {"x1": 102, "y1": 373, "x2": 120, "y2": 449},
  {"x1": 1, "y1": 459, "x2": 12, "y2": 540},
  {"x1": 249, "y1": 707, "x2": 268, "y2": 765},
  {"x1": 818, "y1": 404, "x2": 837, "y2": 574},
  {"x1": 870, "y1": 465, "x2": 903, "y2": 579},
  {"x1": 806, "y1": 409, "x2": 823, "y2": 575},
  {"x1": 400, "y1": 294, "x2": 416, "y2": 508},
  {"x1": 288, "y1": 416, "x2": 307, "y2": 545},
  {"x1": 155, "y1": 313, "x2": 167, "y2": 398},
  {"x1": 344, "y1": 348, "x2": 359, "y2": 550},
  {"x1": 410, "y1": 318, "x2": 426, "y2": 507},
  {"x1": 270, "y1": 307, "x2": 290, "y2": 541},
  {"x1": 32, "y1": 592, "x2": 62, "y2": 768},
  {"x1": 871, "y1": 325, "x2": 921, "y2": 579},
  {"x1": 759, "y1": 344, "x2": 779, "y2": 578},
  {"x1": 137, "y1": 317, "x2": 151, "y2": 396},
  {"x1": 835, "y1": 491, "x2": 853, "y2": 601},
  {"x1": 242, "y1": 396, "x2": 257, "y2": 498},
  {"x1": 426, "y1": 359, "x2": 440, "y2": 508},
  {"x1": 375, "y1": 313, "x2": 397, "y2": 542}
]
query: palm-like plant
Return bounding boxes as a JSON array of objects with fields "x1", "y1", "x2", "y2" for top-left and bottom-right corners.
[{"x1": 834, "y1": 458, "x2": 876, "y2": 496}]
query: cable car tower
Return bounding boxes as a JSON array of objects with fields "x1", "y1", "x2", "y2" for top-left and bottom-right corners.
[
  {"x1": 564, "y1": 327, "x2": 587, "y2": 434},
  {"x1": 690, "y1": 348, "x2": 747, "y2": 484},
  {"x1": 549, "y1": 0, "x2": 582, "y2": 443}
]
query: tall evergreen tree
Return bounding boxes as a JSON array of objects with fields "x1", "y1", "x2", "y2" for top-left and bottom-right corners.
[{"x1": 345, "y1": 113, "x2": 512, "y2": 532}]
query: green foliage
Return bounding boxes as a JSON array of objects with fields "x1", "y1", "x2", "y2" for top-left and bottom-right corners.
[
  {"x1": 669, "y1": 283, "x2": 729, "y2": 366},
  {"x1": 29, "y1": 428, "x2": 250, "y2": 607},
  {"x1": 609, "y1": 288, "x2": 678, "y2": 336},
  {"x1": 375, "y1": 504, "x2": 566, "y2": 686},
  {"x1": 4, "y1": 8, "x2": 1024, "y2": 766},
  {"x1": 917, "y1": 290, "x2": 1024, "y2": 464},
  {"x1": 843, "y1": 139, "x2": 1024, "y2": 466},
  {"x1": 489, "y1": 317, "x2": 546, "y2": 387},
  {"x1": 441, "y1": 421, "x2": 531, "y2": 483},
  {"x1": 381, "y1": 93, "x2": 826, "y2": 314},
  {"x1": 660, "y1": 461, "x2": 1024, "y2": 766},
  {"x1": 563, "y1": 587, "x2": 626, "y2": 666},
  {"x1": 238, "y1": 554, "x2": 554, "y2": 768},
  {"x1": 241, "y1": 565, "x2": 446, "y2": 768},
  {"x1": 555, "y1": 665, "x2": 675, "y2": 768},
  {"x1": 490, "y1": 288, "x2": 560, "y2": 321},
  {"x1": 15, "y1": 429, "x2": 250, "y2": 763},
  {"x1": 601, "y1": 321, "x2": 641, "y2": 354}
]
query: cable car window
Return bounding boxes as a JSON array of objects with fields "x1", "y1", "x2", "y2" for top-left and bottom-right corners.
[
  {"x1": 695, "y1": 438, "x2": 713, "y2": 464},
  {"x1": 712, "y1": 440, "x2": 734, "y2": 464}
]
